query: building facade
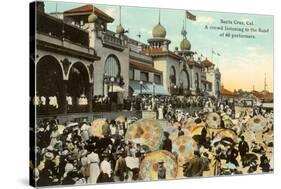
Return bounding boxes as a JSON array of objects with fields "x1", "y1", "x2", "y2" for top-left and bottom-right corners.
[
  {"x1": 35, "y1": 3, "x2": 223, "y2": 115},
  {"x1": 34, "y1": 3, "x2": 100, "y2": 115}
]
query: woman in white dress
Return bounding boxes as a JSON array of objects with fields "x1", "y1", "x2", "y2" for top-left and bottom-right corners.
[
  {"x1": 158, "y1": 106, "x2": 164, "y2": 120},
  {"x1": 87, "y1": 152, "x2": 100, "y2": 184}
]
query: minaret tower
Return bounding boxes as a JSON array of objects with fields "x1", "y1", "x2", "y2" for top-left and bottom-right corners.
[
  {"x1": 147, "y1": 9, "x2": 171, "y2": 50},
  {"x1": 116, "y1": 6, "x2": 125, "y2": 36}
]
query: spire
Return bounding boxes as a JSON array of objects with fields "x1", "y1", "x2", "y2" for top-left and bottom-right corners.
[
  {"x1": 119, "y1": 6, "x2": 122, "y2": 25},
  {"x1": 116, "y1": 6, "x2": 125, "y2": 34},
  {"x1": 181, "y1": 19, "x2": 187, "y2": 38},
  {"x1": 158, "y1": 8, "x2": 161, "y2": 24}
]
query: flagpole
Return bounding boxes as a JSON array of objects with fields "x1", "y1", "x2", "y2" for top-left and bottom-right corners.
[{"x1": 55, "y1": 2, "x2": 58, "y2": 18}]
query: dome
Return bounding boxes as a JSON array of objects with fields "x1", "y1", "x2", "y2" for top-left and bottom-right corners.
[
  {"x1": 116, "y1": 24, "x2": 125, "y2": 34},
  {"x1": 180, "y1": 38, "x2": 191, "y2": 51},
  {"x1": 88, "y1": 13, "x2": 98, "y2": 23},
  {"x1": 152, "y1": 23, "x2": 166, "y2": 38}
]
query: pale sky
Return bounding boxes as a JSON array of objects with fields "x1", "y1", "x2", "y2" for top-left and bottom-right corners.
[{"x1": 44, "y1": 1, "x2": 274, "y2": 92}]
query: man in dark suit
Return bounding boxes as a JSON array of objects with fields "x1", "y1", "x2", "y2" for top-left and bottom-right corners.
[
  {"x1": 226, "y1": 144, "x2": 239, "y2": 167},
  {"x1": 183, "y1": 150, "x2": 205, "y2": 177},
  {"x1": 161, "y1": 132, "x2": 172, "y2": 152},
  {"x1": 259, "y1": 151, "x2": 270, "y2": 172},
  {"x1": 238, "y1": 136, "x2": 249, "y2": 167},
  {"x1": 178, "y1": 127, "x2": 184, "y2": 137},
  {"x1": 157, "y1": 161, "x2": 166, "y2": 179}
]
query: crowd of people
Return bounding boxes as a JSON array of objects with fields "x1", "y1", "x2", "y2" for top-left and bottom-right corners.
[{"x1": 31, "y1": 94, "x2": 274, "y2": 187}]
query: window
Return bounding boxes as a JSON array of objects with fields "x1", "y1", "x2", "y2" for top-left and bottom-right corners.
[
  {"x1": 170, "y1": 66, "x2": 176, "y2": 85},
  {"x1": 154, "y1": 74, "x2": 161, "y2": 84},
  {"x1": 129, "y1": 68, "x2": 134, "y2": 80},
  {"x1": 140, "y1": 71, "x2": 149, "y2": 82},
  {"x1": 104, "y1": 55, "x2": 120, "y2": 77},
  {"x1": 179, "y1": 70, "x2": 190, "y2": 89},
  {"x1": 195, "y1": 72, "x2": 200, "y2": 89}
]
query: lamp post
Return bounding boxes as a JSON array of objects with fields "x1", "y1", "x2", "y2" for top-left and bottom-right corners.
[
  {"x1": 174, "y1": 85, "x2": 177, "y2": 96},
  {"x1": 109, "y1": 77, "x2": 114, "y2": 106},
  {"x1": 110, "y1": 77, "x2": 114, "y2": 93},
  {"x1": 139, "y1": 80, "x2": 143, "y2": 111},
  {"x1": 139, "y1": 80, "x2": 143, "y2": 96},
  {"x1": 103, "y1": 72, "x2": 107, "y2": 97},
  {"x1": 153, "y1": 82, "x2": 156, "y2": 97}
]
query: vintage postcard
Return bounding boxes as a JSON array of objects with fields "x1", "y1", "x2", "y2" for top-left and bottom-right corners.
[{"x1": 30, "y1": 1, "x2": 274, "y2": 187}]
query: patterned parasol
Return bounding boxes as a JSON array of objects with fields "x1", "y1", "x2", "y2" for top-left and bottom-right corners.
[
  {"x1": 191, "y1": 125, "x2": 210, "y2": 137},
  {"x1": 169, "y1": 127, "x2": 192, "y2": 142},
  {"x1": 125, "y1": 119, "x2": 163, "y2": 151},
  {"x1": 231, "y1": 124, "x2": 242, "y2": 136},
  {"x1": 246, "y1": 115, "x2": 268, "y2": 132},
  {"x1": 90, "y1": 118, "x2": 109, "y2": 138},
  {"x1": 206, "y1": 112, "x2": 221, "y2": 128},
  {"x1": 115, "y1": 115, "x2": 126, "y2": 123},
  {"x1": 214, "y1": 128, "x2": 238, "y2": 144},
  {"x1": 223, "y1": 119, "x2": 234, "y2": 129},
  {"x1": 172, "y1": 135, "x2": 198, "y2": 166},
  {"x1": 183, "y1": 121, "x2": 197, "y2": 131},
  {"x1": 139, "y1": 150, "x2": 177, "y2": 181}
]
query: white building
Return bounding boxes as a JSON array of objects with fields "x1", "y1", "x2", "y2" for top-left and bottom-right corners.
[
  {"x1": 201, "y1": 58, "x2": 221, "y2": 98},
  {"x1": 59, "y1": 4, "x2": 222, "y2": 103}
]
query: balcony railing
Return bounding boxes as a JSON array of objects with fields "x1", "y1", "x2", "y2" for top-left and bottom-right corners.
[
  {"x1": 101, "y1": 32, "x2": 125, "y2": 51},
  {"x1": 37, "y1": 12, "x2": 89, "y2": 47}
]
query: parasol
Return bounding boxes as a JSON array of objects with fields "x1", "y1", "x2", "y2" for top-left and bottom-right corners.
[
  {"x1": 191, "y1": 126, "x2": 210, "y2": 137},
  {"x1": 139, "y1": 150, "x2": 177, "y2": 181},
  {"x1": 231, "y1": 124, "x2": 242, "y2": 136},
  {"x1": 90, "y1": 118, "x2": 109, "y2": 138},
  {"x1": 246, "y1": 115, "x2": 268, "y2": 132},
  {"x1": 169, "y1": 127, "x2": 192, "y2": 142},
  {"x1": 223, "y1": 119, "x2": 234, "y2": 129},
  {"x1": 115, "y1": 115, "x2": 126, "y2": 123},
  {"x1": 125, "y1": 119, "x2": 163, "y2": 151},
  {"x1": 214, "y1": 129, "x2": 238, "y2": 144},
  {"x1": 172, "y1": 135, "x2": 198, "y2": 166},
  {"x1": 206, "y1": 112, "x2": 221, "y2": 128},
  {"x1": 183, "y1": 120, "x2": 206, "y2": 132},
  {"x1": 57, "y1": 125, "x2": 65, "y2": 135}
]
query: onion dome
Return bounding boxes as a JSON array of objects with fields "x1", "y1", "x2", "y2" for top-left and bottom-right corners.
[
  {"x1": 88, "y1": 13, "x2": 98, "y2": 23},
  {"x1": 152, "y1": 23, "x2": 166, "y2": 38},
  {"x1": 116, "y1": 24, "x2": 125, "y2": 34},
  {"x1": 180, "y1": 38, "x2": 191, "y2": 51}
]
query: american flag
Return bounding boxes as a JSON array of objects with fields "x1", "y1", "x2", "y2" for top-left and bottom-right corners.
[{"x1": 186, "y1": 11, "x2": 196, "y2": 21}]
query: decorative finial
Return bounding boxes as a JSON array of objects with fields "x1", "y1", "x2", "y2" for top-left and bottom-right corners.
[
  {"x1": 158, "y1": 8, "x2": 161, "y2": 24},
  {"x1": 119, "y1": 6, "x2": 122, "y2": 25},
  {"x1": 181, "y1": 19, "x2": 187, "y2": 38}
]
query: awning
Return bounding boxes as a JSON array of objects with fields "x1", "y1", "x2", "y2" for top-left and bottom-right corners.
[
  {"x1": 112, "y1": 85, "x2": 125, "y2": 92},
  {"x1": 129, "y1": 80, "x2": 169, "y2": 96}
]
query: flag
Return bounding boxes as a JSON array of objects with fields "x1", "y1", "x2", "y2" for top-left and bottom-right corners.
[
  {"x1": 217, "y1": 53, "x2": 221, "y2": 56},
  {"x1": 200, "y1": 54, "x2": 204, "y2": 57},
  {"x1": 212, "y1": 50, "x2": 216, "y2": 54},
  {"x1": 186, "y1": 11, "x2": 196, "y2": 21}
]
